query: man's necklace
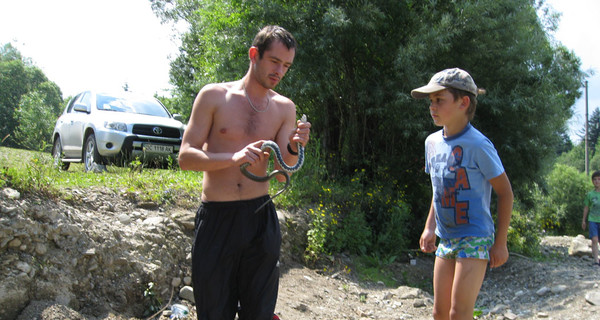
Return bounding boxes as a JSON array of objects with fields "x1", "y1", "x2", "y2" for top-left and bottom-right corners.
[{"x1": 243, "y1": 82, "x2": 270, "y2": 113}]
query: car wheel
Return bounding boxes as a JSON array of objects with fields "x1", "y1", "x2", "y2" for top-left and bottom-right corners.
[
  {"x1": 52, "y1": 138, "x2": 70, "y2": 171},
  {"x1": 84, "y1": 133, "x2": 103, "y2": 172}
]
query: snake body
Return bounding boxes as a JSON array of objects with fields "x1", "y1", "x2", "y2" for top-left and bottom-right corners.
[{"x1": 240, "y1": 114, "x2": 306, "y2": 210}]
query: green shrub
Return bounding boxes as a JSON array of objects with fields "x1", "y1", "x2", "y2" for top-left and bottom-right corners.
[
  {"x1": 507, "y1": 208, "x2": 541, "y2": 257},
  {"x1": 13, "y1": 92, "x2": 57, "y2": 152},
  {"x1": 303, "y1": 167, "x2": 413, "y2": 263},
  {"x1": 305, "y1": 203, "x2": 330, "y2": 262},
  {"x1": 330, "y1": 207, "x2": 372, "y2": 255},
  {"x1": 543, "y1": 164, "x2": 591, "y2": 235},
  {"x1": 556, "y1": 143, "x2": 585, "y2": 172}
]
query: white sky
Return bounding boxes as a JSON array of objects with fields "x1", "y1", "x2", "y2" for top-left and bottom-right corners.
[
  {"x1": 0, "y1": 0, "x2": 598, "y2": 142},
  {"x1": 0, "y1": 0, "x2": 180, "y2": 98},
  {"x1": 545, "y1": 0, "x2": 600, "y2": 142}
]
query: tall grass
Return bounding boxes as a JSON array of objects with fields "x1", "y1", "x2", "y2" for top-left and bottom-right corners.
[{"x1": 0, "y1": 146, "x2": 203, "y2": 207}]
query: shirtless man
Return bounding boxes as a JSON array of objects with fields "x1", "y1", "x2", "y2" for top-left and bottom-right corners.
[{"x1": 178, "y1": 25, "x2": 311, "y2": 320}]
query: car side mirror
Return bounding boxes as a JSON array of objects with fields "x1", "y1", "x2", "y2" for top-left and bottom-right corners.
[
  {"x1": 173, "y1": 114, "x2": 183, "y2": 121},
  {"x1": 73, "y1": 103, "x2": 90, "y2": 113}
]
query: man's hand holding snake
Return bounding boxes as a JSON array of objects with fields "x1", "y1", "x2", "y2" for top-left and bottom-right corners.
[
  {"x1": 240, "y1": 114, "x2": 311, "y2": 212},
  {"x1": 234, "y1": 140, "x2": 270, "y2": 167},
  {"x1": 289, "y1": 115, "x2": 311, "y2": 153}
]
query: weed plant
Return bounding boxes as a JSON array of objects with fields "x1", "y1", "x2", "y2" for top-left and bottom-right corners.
[{"x1": 296, "y1": 146, "x2": 413, "y2": 265}]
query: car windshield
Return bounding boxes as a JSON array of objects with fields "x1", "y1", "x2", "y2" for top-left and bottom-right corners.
[{"x1": 95, "y1": 94, "x2": 170, "y2": 118}]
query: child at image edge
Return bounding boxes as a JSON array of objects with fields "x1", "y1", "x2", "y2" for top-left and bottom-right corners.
[
  {"x1": 412, "y1": 68, "x2": 514, "y2": 320},
  {"x1": 582, "y1": 170, "x2": 600, "y2": 266}
]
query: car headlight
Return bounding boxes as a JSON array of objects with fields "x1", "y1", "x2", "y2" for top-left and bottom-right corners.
[{"x1": 104, "y1": 121, "x2": 127, "y2": 132}]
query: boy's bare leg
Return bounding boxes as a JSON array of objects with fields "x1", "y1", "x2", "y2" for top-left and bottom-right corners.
[
  {"x1": 432, "y1": 257, "x2": 454, "y2": 320},
  {"x1": 593, "y1": 236, "x2": 599, "y2": 264},
  {"x1": 449, "y1": 258, "x2": 488, "y2": 320}
]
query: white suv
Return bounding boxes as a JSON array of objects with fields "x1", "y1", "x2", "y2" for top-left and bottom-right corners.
[{"x1": 51, "y1": 91, "x2": 185, "y2": 171}]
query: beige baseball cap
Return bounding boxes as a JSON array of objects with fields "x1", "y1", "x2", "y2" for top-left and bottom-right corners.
[{"x1": 411, "y1": 68, "x2": 478, "y2": 99}]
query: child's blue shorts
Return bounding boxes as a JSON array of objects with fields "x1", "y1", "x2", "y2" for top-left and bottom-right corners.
[
  {"x1": 436, "y1": 235, "x2": 494, "y2": 260},
  {"x1": 589, "y1": 221, "x2": 600, "y2": 239}
]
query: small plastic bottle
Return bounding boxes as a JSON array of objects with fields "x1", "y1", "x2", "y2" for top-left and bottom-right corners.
[{"x1": 170, "y1": 304, "x2": 189, "y2": 319}]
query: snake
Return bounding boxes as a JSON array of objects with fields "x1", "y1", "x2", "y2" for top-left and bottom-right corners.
[{"x1": 240, "y1": 114, "x2": 306, "y2": 212}]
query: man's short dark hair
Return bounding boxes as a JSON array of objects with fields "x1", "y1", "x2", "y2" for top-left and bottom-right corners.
[
  {"x1": 252, "y1": 25, "x2": 296, "y2": 59},
  {"x1": 592, "y1": 170, "x2": 600, "y2": 181}
]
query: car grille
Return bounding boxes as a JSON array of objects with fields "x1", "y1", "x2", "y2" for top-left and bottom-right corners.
[{"x1": 132, "y1": 124, "x2": 181, "y2": 138}]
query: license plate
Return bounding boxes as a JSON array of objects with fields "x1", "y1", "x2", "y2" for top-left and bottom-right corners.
[{"x1": 143, "y1": 144, "x2": 173, "y2": 153}]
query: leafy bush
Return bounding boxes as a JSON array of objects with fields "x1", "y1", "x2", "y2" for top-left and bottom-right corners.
[
  {"x1": 13, "y1": 90, "x2": 60, "y2": 152},
  {"x1": 556, "y1": 143, "x2": 585, "y2": 172},
  {"x1": 507, "y1": 208, "x2": 541, "y2": 257},
  {"x1": 303, "y1": 167, "x2": 412, "y2": 263},
  {"x1": 546, "y1": 164, "x2": 590, "y2": 234},
  {"x1": 532, "y1": 163, "x2": 591, "y2": 235}
]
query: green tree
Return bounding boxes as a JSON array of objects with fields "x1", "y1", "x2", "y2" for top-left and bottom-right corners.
[
  {"x1": 0, "y1": 43, "x2": 63, "y2": 148},
  {"x1": 556, "y1": 130, "x2": 573, "y2": 155},
  {"x1": 539, "y1": 164, "x2": 590, "y2": 234},
  {"x1": 151, "y1": 0, "x2": 585, "y2": 253},
  {"x1": 13, "y1": 88, "x2": 61, "y2": 151},
  {"x1": 557, "y1": 140, "x2": 585, "y2": 172},
  {"x1": 153, "y1": 0, "x2": 583, "y2": 189},
  {"x1": 582, "y1": 108, "x2": 600, "y2": 157}
]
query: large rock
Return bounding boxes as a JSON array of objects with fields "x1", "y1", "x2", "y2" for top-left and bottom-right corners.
[
  {"x1": 568, "y1": 234, "x2": 592, "y2": 257},
  {"x1": 586, "y1": 291, "x2": 600, "y2": 305},
  {"x1": 0, "y1": 274, "x2": 30, "y2": 320},
  {"x1": 0, "y1": 187, "x2": 194, "y2": 320}
]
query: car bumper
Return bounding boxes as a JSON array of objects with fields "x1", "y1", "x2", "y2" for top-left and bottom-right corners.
[{"x1": 95, "y1": 130, "x2": 181, "y2": 161}]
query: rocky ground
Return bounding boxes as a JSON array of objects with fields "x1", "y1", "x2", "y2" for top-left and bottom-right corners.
[{"x1": 2, "y1": 186, "x2": 600, "y2": 320}]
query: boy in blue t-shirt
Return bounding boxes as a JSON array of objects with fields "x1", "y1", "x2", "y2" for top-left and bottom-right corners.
[
  {"x1": 582, "y1": 170, "x2": 600, "y2": 266},
  {"x1": 412, "y1": 68, "x2": 514, "y2": 320}
]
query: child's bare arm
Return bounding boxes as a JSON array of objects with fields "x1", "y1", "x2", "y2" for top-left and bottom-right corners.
[
  {"x1": 489, "y1": 172, "x2": 513, "y2": 268},
  {"x1": 420, "y1": 199, "x2": 438, "y2": 253},
  {"x1": 583, "y1": 206, "x2": 589, "y2": 231}
]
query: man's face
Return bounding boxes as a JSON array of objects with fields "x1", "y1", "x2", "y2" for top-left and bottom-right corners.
[{"x1": 252, "y1": 40, "x2": 295, "y2": 89}]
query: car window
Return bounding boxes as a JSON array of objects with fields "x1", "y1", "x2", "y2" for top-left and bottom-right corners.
[{"x1": 96, "y1": 94, "x2": 170, "y2": 118}]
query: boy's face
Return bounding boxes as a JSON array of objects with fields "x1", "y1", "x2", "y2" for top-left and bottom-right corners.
[
  {"x1": 593, "y1": 176, "x2": 600, "y2": 188},
  {"x1": 428, "y1": 89, "x2": 468, "y2": 127}
]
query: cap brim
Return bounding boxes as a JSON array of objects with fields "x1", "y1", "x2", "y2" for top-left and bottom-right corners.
[{"x1": 411, "y1": 83, "x2": 447, "y2": 99}]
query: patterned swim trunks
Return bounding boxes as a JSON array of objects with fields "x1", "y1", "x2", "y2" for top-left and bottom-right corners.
[{"x1": 436, "y1": 235, "x2": 494, "y2": 260}]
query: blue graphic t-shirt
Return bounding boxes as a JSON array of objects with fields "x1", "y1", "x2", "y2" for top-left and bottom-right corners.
[{"x1": 424, "y1": 123, "x2": 505, "y2": 239}]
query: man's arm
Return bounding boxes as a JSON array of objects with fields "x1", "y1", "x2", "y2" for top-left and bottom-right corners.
[
  {"x1": 272, "y1": 103, "x2": 311, "y2": 182},
  {"x1": 488, "y1": 172, "x2": 513, "y2": 268}
]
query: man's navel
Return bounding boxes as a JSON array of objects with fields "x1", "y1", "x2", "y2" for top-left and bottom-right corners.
[{"x1": 220, "y1": 128, "x2": 227, "y2": 134}]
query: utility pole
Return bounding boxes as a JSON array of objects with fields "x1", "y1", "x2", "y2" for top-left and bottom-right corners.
[{"x1": 586, "y1": 80, "x2": 589, "y2": 176}]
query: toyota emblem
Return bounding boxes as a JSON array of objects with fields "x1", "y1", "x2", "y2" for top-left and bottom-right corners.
[{"x1": 152, "y1": 127, "x2": 163, "y2": 135}]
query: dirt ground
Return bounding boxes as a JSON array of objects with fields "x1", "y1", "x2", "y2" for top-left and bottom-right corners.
[
  {"x1": 166, "y1": 238, "x2": 600, "y2": 320},
  {"x1": 3, "y1": 187, "x2": 600, "y2": 320},
  {"x1": 271, "y1": 235, "x2": 600, "y2": 320}
]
